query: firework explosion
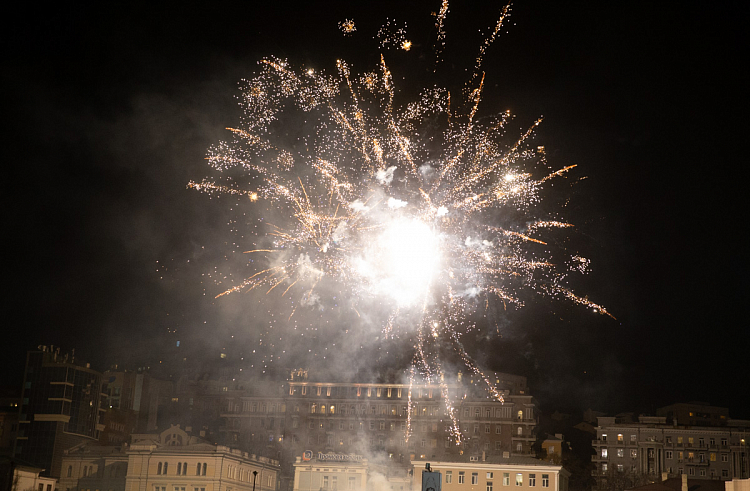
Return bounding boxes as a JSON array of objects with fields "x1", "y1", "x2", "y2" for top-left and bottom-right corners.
[{"x1": 190, "y1": 3, "x2": 612, "y2": 443}]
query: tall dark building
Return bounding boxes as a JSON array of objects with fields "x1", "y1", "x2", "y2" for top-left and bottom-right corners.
[{"x1": 13, "y1": 345, "x2": 105, "y2": 478}]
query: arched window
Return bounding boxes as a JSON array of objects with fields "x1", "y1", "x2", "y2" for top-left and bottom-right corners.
[
  {"x1": 163, "y1": 462, "x2": 168, "y2": 474},
  {"x1": 157, "y1": 463, "x2": 162, "y2": 475},
  {"x1": 197, "y1": 463, "x2": 201, "y2": 475},
  {"x1": 202, "y1": 463, "x2": 207, "y2": 476},
  {"x1": 177, "y1": 463, "x2": 182, "y2": 475},
  {"x1": 183, "y1": 462, "x2": 187, "y2": 475}
]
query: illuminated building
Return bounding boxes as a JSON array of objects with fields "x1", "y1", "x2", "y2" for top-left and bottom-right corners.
[
  {"x1": 58, "y1": 425, "x2": 280, "y2": 491},
  {"x1": 291, "y1": 452, "x2": 409, "y2": 491},
  {"x1": 410, "y1": 456, "x2": 570, "y2": 491},
  {"x1": 591, "y1": 413, "x2": 750, "y2": 490},
  {"x1": 211, "y1": 369, "x2": 537, "y2": 491},
  {"x1": 13, "y1": 345, "x2": 105, "y2": 478}
]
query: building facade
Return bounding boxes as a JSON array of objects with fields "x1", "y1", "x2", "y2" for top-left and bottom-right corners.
[
  {"x1": 410, "y1": 457, "x2": 569, "y2": 491},
  {"x1": 13, "y1": 346, "x2": 105, "y2": 478},
  {"x1": 592, "y1": 414, "x2": 750, "y2": 490},
  {"x1": 58, "y1": 425, "x2": 280, "y2": 491},
  {"x1": 211, "y1": 370, "x2": 537, "y2": 491}
]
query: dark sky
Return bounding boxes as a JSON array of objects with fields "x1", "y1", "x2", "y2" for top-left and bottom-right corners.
[{"x1": 2, "y1": 2, "x2": 746, "y2": 418}]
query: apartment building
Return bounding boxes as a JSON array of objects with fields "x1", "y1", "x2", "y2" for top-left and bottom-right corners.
[
  {"x1": 592, "y1": 413, "x2": 750, "y2": 490},
  {"x1": 13, "y1": 346, "x2": 106, "y2": 478}
]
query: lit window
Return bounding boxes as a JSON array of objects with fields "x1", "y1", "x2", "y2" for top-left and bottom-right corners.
[
  {"x1": 515, "y1": 474, "x2": 523, "y2": 486},
  {"x1": 602, "y1": 448, "x2": 608, "y2": 458}
]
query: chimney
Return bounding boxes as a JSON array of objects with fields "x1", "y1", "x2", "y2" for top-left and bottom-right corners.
[{"x1": 681, "y1": 474, "x2": 688, "y2": 491}]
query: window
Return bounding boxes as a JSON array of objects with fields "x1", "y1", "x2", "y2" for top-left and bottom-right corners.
[
  {"x1": 517, "y1": 427, "x2": 523, "y2": 435},
  {"x1": 541, "y1": 474, "x2": 549, "y2": 488},
  {"x1": 617, "y1": 465, "x2": 624, "y2": 472},
  {"x1": 446, "y1": 472, "x2": 452, "y2": 484},
  {"x1": 472, "y1": 473, "x2": 478, "y2": 484},
  {"x1": 323, "y1": 476, "x2": 329, "y2": 489},
  {"x1": 332, "y1": 476, "x2": 338, "y2": 490},
  {"x1": 722, "y1": 469, "x2": 729, "y2": 478},
  {"x1": 617, "y1": 449, "x2": 624, "y2": 458},
  {"x1": 666, "y1": 451, "x2": 672, "y2": 459},
  {"x1": 348, "y1": 478, "x2": 356, "y2": 491},
  {"x1": 601, "y1": 448, "x2": 608, "y2": 458},
  {"x1": 516, "y1": 443, "x2": 523, "y2": 452},
  {"x1": 602, "y1": 434, "x2": 607, "y2": 441},
  {"x1": 196, "y1": 463, "x2": 201, "y2": 475},
  {"x1": 677, "y1": 437, "x2": 683, "y2": 444},
  {"x1": 458, "y1": 472, "x2": 465, "y2": 484},
  {"x1": 503, "y1": 473, "x2": 509, "y2": 486},
  {"x1": 485, "y1": 425, "x2": 490, "y2": 433},
  {"x1": 487, "y1": 472, "x2": 494, "y2": 479},
  {"x1": 177, "y1": 463, "x2": 182, "y2": 475},
  {"x1": 67, "y1": 466, "x2": 72, "y2": 477},
  {"x1": 528, "y1": 474, "x2": 535, "y2": 487},
  {"x1": 721, "y1": 438, "x2": 728, "y2": 446},
  {"x1": 496, "y1": 426, "x2": 502, "y2": 434},
  {"x1": 203, "y1": 463, "x2": 207, "y2": 476},
  {"x1": 688, "y1": 437, "x2": 694, "y2": 446},
  {"x1": 631, "y1": 449, "x2": 637, "y2": 458},
  {"x1": 630, "y1": 434, "x2": 637, "y2": 442},
  {"x1": 617, "y1": 434, "x2": 624, "y2": 442},
  {"x1": 515, "y1": 474, "x2": 523, "y2": 486},
  {"x1": 722, "y1": 454, "x2": 728, "y2": 462},
  {"x1": 487, "y1": 482, "x2": 493, "y2": 491},
  {"x1": 157, "y1": 463, "x2": 162, "y2": 475}
]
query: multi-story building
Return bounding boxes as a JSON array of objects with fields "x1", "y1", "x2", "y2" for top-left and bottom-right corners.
[
  {"x1": 411, "y1": 456, "x2": 570, "y2": 491},
  {"x1": 591, "y1": 413, "x2": 750, "y2": 490},
  {"x1": 208, "y1": 369, "x2": 537, "y2": 491},
  {"x1": 13, "y1": 345, "x2": 106, "y2": 478},
  {"x1": 58, "y1": 425, "x2": 280, "y2": 491}
]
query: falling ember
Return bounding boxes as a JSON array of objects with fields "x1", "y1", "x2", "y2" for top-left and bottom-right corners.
[{"x1": 192, "y1": 3, "x2": 613, "y2": 444}]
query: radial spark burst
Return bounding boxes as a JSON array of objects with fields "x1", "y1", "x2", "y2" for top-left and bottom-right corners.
[{"x1": 190, "y1": 3, "x2": 612, "y2": 444}]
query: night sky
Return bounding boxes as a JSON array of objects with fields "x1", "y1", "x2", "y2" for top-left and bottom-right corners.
[{"x1": 2, "y1": 2, "x2": 746, "y2": 418}]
